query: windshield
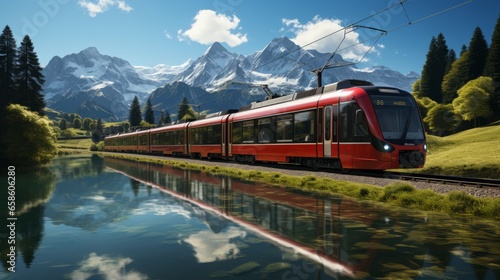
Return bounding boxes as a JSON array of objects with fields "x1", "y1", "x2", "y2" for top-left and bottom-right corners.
[{"x1": 370, "y1": 95, "x2": 425, "y2": 143}]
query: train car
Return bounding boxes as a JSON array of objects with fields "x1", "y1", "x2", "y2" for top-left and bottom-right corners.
[
  {"x1": 104, "y1": 130, "x2": 139, "y2": 153},
  {"x1": 103, "y1": 133, "x2": 122, "y2": 152},
  {"x1": 187, "y1": 111, "x2": 235, "y2": 159},
  {"x1": 228, "y1": 88, "x2": 321, "y2": 164},
  {"x1": 228, "y1": 79, "x2": 426, "y2": 170},
  {"x1": 149, "y1": 122, "x2": 189, "y2": 156}
]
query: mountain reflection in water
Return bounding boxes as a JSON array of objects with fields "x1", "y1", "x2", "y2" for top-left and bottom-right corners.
[{"x1": 0, "y1": 155, "x2": 498, "y2": 280}]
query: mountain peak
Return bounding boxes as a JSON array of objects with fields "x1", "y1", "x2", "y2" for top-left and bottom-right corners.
[
  {"x1": 203, "y1": 42, "x2": 229, "y2": 56},
  {"x1": 266, "y1": 36, "x2": 297, "y2": 51},
  {"x1": 80, "y1": 47, "x2": 101, "y2": 57}
]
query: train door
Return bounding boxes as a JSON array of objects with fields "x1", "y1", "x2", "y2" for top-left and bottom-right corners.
[
  {"x1": 184, "y1": 124, "x2": 189, "y2": 156},
  {"x1": 221, "y1": 115, "x2": 229, "y2": 157},
  {"x1": 323, "y1": 106, "x2": 332, "y2": 157},
  {"x1": 227, "y1": 116, "x2": 233, "y2": 157},
  {"x1": 323, "y1": 105, "x2": 339, "y2": 158}
]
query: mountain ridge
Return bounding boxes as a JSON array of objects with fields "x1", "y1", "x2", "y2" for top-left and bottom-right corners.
[{"x1": 43, "y1": 36, "x2": 419, "y2": 121}]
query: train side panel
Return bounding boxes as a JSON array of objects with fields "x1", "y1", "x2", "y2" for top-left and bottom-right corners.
[
  {"x1": 149, "y1": 123, "x2": 189, "y2": 156},
  {"x1": 188, "y1": 115, "x2": 229, "y2": 159},
  {"x1": 228, "y1": 94, "x2": 321, "y2": 164}
]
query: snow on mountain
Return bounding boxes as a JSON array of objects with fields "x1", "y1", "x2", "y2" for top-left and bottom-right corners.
[
  {"x1": 134, "y1": 59, "x2": 192, "y2": 83},
  {"x1": 43, "y1": 37, "x2": 419, "y2": 121}
]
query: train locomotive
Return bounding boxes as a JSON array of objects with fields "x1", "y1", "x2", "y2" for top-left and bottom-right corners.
[{"x1": 104, "y1": 79, "x2": 426, "y2": 170}]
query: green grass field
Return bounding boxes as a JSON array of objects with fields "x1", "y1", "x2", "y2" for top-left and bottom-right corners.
[
  {"x1": 420, "y1": 121, "x2": 500, "y2": 179},
  {"x1": 57, "y1": 138, "x2": 93, "y2": 155}
]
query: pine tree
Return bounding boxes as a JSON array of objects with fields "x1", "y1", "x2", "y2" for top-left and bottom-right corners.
[
  {"x1": 16, "y1": 35, "x2": 46, "y2": 115},
  {"x1": 420, "y1": 34, "x2": 449, "y2": 103},
  {"x1": 485, "y1": 15, "x2": 500, "y2": 82},
  {"x1": 178, "y1": 97, "x2": 190, "y2": 121},
  {"x1": 144, "y1": 98, "x2": 155, "y2": 124},
  {"x1": 129, "y1": 96, "x2": 142, "y2": 127},
  {"x1": 467, "y1": 27, "x2": 489, "y2": 81},
  {"x1": 445, "y1": 49, "x2": 456, "y2": 75},
  {"x1": 164, "y1": 110, "x2": 172, "y2": 124},
  {"x1": 484, "y1": 14, "x2": 500, "y2": 120},
  {"x1": 0, "y1": 25, "x2": 17, "y2": 112}
]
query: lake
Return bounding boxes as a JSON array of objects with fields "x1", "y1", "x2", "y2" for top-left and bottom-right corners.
[{"x1": 0, "y1": 154, "x2": 499, "y2": 279}]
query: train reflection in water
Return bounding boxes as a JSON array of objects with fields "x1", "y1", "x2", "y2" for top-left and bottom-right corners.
[
  {"x1": 104, "y1": 157, "x2": 500, "y2": 279},
  {"x1": 104, "y1": 157, "x2": 395, "y2": 278}
]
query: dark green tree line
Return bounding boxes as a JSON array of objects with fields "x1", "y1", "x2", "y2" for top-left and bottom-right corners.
[
  {"x1": 16, "y1": 35, "x2": 46, "y2": 115},
  {"x1": 0, "y1": 25, "x2": 54, "y2": 167},
  {"x1": 484, "y1": 15, "x2": 500, "y2": 120},
  {"x1": 414, "y1": 16, "x2": 500, "y2": 135}
]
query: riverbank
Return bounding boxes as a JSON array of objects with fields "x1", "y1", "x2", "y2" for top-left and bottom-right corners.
[{"x1": 98, "y1": 152, "x2": 500, "y2": 220}]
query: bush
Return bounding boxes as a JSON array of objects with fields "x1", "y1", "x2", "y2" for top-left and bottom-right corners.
[
  {"x1": 89, "y1": 143, "x2": 98, "y2": 151},
  {"x1": 89, "y1": 141, "x2": 105, "y2": 151},
  {"x1": 2, "y1": 104, "x2": 58, "y2": 166}
]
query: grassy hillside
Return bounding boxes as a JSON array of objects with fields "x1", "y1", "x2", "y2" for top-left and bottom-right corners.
[{"x1": 420, "y1": 121, "x2": 500, "y2": 179}]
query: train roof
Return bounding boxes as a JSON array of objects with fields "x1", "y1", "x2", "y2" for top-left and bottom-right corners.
[{"x1": 239, "y1": 79, "x2": 373, "y2": 112}]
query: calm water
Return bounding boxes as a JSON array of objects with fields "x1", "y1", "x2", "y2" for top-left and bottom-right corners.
[{"x1": 0, "y1": 155, "x2": 499, "y2": 280}]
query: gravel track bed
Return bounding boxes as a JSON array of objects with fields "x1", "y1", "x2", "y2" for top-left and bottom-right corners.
[{"x1": 107, "y1": 153, "x2": 500, "y2": 198}]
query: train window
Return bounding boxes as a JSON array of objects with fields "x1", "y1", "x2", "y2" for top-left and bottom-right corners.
[
  {"x1": 325, "y1": 107, "x2": 331, "y2": 141},
  {"x1": 177, "y1": 130, "x2": 184, "y2": 145},
  {"x1": 276, "y1": 114, "x2": 293, "y2": 142},
  {"x1": 371, "y1": 95, "x2": 424, "y2": 142},
  {"x1": 257, "y1": 118, "x2": 274, "y2": 143},
  {"x1": 339, "y1": 102, "x2": 371, "y2": 142},
  {"x1": 139, "y1": 135, "x2": 148, "y2": 145},
  {"x1": 232, "y1": 122, "x2": 242, "y2": 144},
  {"x1": 294, "y1": 110, "x2": 315, "y2": 143},
  {"x1": 242, "y1": 120, "x2": 255, "y2": 143},
  {"x1": 213, "y1": 125, "x2": 221, "y2": 144}
]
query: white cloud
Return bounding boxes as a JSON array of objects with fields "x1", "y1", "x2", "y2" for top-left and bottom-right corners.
[
  {"x1": 178, "y1": 10, "x2": 248, "y2": 47},
  {"x1": 78, "y1": 0, "x2": 133, "y2": 17},
  {"x1": 282, "y1": 16, "x2": 379, "y2": 62},
  {"x1": 69, "y1": 253, "x2": 147, "y2": 280},
  {"x1": 183, "y1": 226, "x2": 247, "y2": 263}
]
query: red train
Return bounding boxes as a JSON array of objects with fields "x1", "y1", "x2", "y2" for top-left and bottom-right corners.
[{"x1": 104, "y1": 79, "x2": 427, "y2": 170}]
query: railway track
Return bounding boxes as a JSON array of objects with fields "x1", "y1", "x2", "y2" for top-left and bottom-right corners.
[
  {"x1": 384, "y1": 172, "x2": 500, "y2": 188},
  {"x1": 102, "y1": 152, "x2": 500, "y2": 196}
]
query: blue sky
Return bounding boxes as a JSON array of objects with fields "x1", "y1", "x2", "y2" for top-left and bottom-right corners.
[{"x1": 1, "y1": 0, "x2": 499, "y2": 74}]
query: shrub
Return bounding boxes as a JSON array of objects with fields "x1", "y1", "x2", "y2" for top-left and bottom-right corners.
[{"x1": 89, "y1": 143, "x2": 98, "y2": 151}]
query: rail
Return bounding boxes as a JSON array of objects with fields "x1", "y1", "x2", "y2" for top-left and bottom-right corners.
[{"x1": 384, "y1": 172, "x2": 500, "y2": 188}]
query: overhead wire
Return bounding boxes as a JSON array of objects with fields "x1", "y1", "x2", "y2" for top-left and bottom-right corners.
[
  {"x1": 253, "y1": 0, "x2": 475, "y2": 73},
  {"x1": 164, "y1": 0, "x2": 475, "y2": 117}
]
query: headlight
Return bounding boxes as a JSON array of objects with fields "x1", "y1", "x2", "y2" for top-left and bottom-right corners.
[
  {"x1": 371, "y1": 137, "x2": 395, "y2": 153},
  {"x1": 423, "y1": 143, "x2": 427, "y2": 151}
]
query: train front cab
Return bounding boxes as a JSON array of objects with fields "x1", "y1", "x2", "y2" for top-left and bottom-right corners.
[{"x1": 319, "y1": 85, "x2": 426, "y2": 170}]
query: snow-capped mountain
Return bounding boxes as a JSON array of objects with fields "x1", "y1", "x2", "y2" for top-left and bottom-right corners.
[
  {"x1": 43, "y1": 47, "x2": 172, "y2": 120},
  {"x1": 161, "y1": 36, "x2": 417, "y2": 94},
  {"x1": 43, "y1": 37, "x2": 419, "y2": 121}
]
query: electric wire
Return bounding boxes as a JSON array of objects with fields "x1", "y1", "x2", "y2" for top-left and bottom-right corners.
[
  {"x1": 252, "y1": 0, "x2": 474, "y2": 73},
  {"x1": 159, "y1": 0, "x2": 475, "y2": 117}
]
